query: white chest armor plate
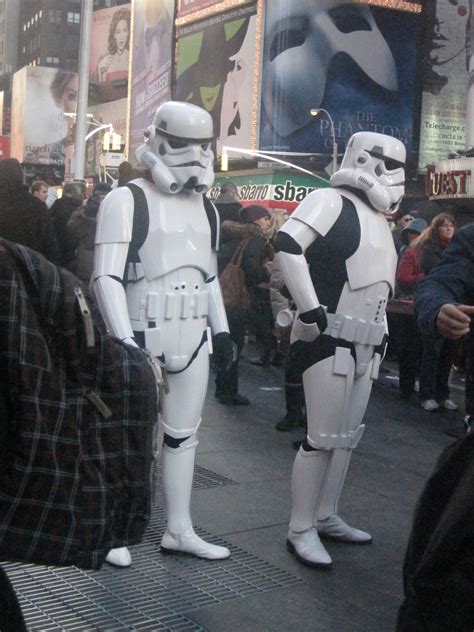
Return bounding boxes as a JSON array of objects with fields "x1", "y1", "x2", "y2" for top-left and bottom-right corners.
[
  {"x1": 124, "y1": 184, "x2": 213, "y2": 371},
  {"x1": 137, "y1": 181, "x2": 212, "y2": 280}
]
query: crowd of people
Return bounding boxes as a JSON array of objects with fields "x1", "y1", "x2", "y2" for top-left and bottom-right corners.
[{"x1": 0, "y1": 150, "x2": 473, "y2": 628}]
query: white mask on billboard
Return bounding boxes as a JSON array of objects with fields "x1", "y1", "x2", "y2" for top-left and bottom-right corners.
[{"x1": 262, "y1": 0, "x2": 398, "y2": 137}]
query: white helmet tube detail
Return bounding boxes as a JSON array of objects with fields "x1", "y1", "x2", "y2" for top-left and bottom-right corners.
[
  {"x1": 331, "y1": 132, "x2": 406, "y2": 214},
  {"x1": 135, "y1": 101, "x2": 215, "y2": 194}
]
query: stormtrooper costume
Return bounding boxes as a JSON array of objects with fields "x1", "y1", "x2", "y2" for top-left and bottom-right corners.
[
  {"x1": 274, "y1": 132, "x2": 405, "y2": 568},
  {"x1": 93, "y1": 101, "x2": 233, "y2": 566}
]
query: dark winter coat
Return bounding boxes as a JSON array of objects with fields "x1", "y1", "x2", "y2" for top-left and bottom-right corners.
[
  {"x1": 397, "y1": 432, "x2": 474, "y2": 631},
  {"x1": 0, "y1": 184, "x2": 60, "y2": 265},
  {"x1": 419, "y1": 237, "x2": 447, "y2": 275},
  {"x1": 50, "y1": 196, "x2": 82, "y2": 268},
  {"x1": 218, "y1": 220, "x2": 270, "y2": 288},
  {"x1": 67, "y1": 206, "x2": 97, "y2": 284}
]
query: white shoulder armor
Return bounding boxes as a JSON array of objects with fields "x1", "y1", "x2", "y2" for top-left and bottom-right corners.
[
  {"x1": 95, "y1": 186, "x2": 134, "y2": 245},
  {"x1": 290, "y1": 188, "x2": 343, "y2": 237}
]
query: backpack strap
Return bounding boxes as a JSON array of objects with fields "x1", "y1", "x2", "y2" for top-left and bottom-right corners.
[
  {"x1": 126, "y1": 183, "x2": 149, "y2": 264},
  {"x1": 230, "y1": 236, "x2": 252, "y2": 267}
]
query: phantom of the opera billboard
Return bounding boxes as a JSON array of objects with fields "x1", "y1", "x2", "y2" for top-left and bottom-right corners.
[
  {"x1": 259, "y1": 2, "x2": 421, "y2": 165},
  {"x1": 11, "y1": 66, "x2": 77, "y2": 165}
]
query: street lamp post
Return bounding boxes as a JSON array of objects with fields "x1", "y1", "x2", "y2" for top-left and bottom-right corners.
[
  {"x1": 310, "y1": 108, "x2": 338, "y2": 175},
  {"x1": 73, "y1": 0, "x2": 93, "y2": 180}
]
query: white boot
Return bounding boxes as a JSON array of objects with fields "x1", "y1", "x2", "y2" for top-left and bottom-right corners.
[
  {"x1": 317, "y1": 449, "x2": 372, "y2": 544},
  {"x1": 287, "y1": 528, "x2": 332, "y2": 568},
  {"x1": 105, "y1": 547, "x2": 132, "y2": 567},
  {"x1": 287, "y1": 444, "x2": 332, "y2": 568},
  {"x1": 160, "y1": 444, "x2": 230, "y2": 560}
]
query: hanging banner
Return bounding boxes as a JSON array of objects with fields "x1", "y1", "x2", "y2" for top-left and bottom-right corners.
[
  {"x1": 418, "y1": 0, "x2": 470, "y2": 170},
  {"x1": 176, "y1": 3, "x2": 257, "y2": 156},
  {"x1": 128, "y1": 0, "x2": 174, "y2": 161},
  {"x1": 89, "y1": 4, "x2": 131, "y2": 103},
  {"x1": 259, "y1": 3, "x2": 420, "y2": 161}
]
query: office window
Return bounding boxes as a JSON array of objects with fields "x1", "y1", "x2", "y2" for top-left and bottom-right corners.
[
  {"x1": 67, "y1": 12, "x2": 80, "y2": 25},
  {"x1": 49, "y1": 10, "x2": 61, "y2": 24},
  {"x1": 46, "y1": 56, "x2": 59, "y2": 65}
]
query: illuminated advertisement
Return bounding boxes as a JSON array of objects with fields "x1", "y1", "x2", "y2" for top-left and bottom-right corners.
[
  {"x1": 86, "y1": 98, "x2": 128, "y2": 176},
  {"x1": 260, "y1": 2, "x2": 420, "y2": 162},
  {"x1": 177, "y1": 0, "x2": 253, "y2": 21},
  {"x1": 128, "y1": 0, "x2": 174, "y2": 160},
  {"x1": 175, "y1": 3, "x2": 257, "y2": 156},
  {"x1": 89, "y1": 4, "x2": 131, "y2": 103},
  {"x1": 11, "y1": 66, "x2": 77, "y2": 165},
  {"x1": 418, "y1": 0, "x2": 470, "y2": 169}
]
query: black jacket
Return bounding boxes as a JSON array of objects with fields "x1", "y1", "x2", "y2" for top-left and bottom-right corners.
[
  {"x1": 0, "y1": 184, "x2": 59, "y2": 265},
  {"x1": 419, "y1": 237, "x2": 447, "y2": 275},
  {"x1": 50, "y1": 196, "x2": 82, "y2": 268}
]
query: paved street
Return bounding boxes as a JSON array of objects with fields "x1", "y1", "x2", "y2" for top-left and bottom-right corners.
[{"x1": 4, "y1": 350, "x2": 466, "y2": 631}]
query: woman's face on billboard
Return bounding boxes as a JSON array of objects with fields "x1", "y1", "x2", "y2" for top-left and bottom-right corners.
[
  {"x1": 114, "y1": 19, "x2": 129, "y2": 53},
  {"x1": 60, "y1": 74, "x2": 78, "y2": 114}
]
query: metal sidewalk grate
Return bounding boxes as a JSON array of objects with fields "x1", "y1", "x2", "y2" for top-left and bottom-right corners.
[
  {"x1": 4, "y1": 497, "x2": 301, "y2": 631},
  {"x1": 154, "y1": 464, "x2": 237, "y2": 495}
]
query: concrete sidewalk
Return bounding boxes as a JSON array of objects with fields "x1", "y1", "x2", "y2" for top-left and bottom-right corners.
[{"x1": 4, "y1": 356, "x2": 465, "y2": 631}]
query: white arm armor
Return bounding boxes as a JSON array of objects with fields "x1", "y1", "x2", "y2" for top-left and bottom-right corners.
[
  {"x1": 206, "y1": 251, "x2": 229, "y2": 335},
  {"x1": 276, "y1": 188, "x2": 343, "y2": 313},
  {"x1": 93, "y1": 187, "x2": 137, "y2": 346}
]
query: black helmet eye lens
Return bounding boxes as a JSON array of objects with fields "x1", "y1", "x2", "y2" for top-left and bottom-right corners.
[
  {"x1": 168, "y1": 139, "x2": 188, "y2": 150},
  {"x1": 384, "y1": 158, "x2": 401, "y2": 172},
  {"x1": 201, "y1": 143, "x2": 210, "y2": 151}
]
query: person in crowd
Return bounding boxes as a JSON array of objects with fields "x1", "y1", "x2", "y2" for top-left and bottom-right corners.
[
  {"x1": 274, "y1": 131, "x2": 404, "y2": 569},
  {"x1": 394, "y1": 217, "x2": 427, "y2": 400},
  {"x1": 0, "y1": 158, "x2": 59, "y2": 264},
  {"x1": 416, "y1": 222, "x2": 474, "y2": 431},
  {"x1": 214, "y1": 183, "x2": 255, "y2": 405},
  {"x1": 398, "y1": 226, "x2": 474, "y2": 630},
  {"x1": 50, "y1": 181, "x2": 86, "y2": 270},
  {"x1": 415, "y1": 213, "x2": 459, "y2": 411},
  {"x1": 243, "y1": 205, "x2": 275, "y2": 368},
  {"x1": 31, "y1": 180, "x2": 49, "y2": 204},
  {"x1": 391, "y1": 209, "x2": 414, "y2": 253},
  {"x1": 214, "y1": 181, "x2": 241, "y2": 221},
  {"x1": 67, "y1": 182, "x2": 112, "y2": 285},
  {"x1": 117, "y1": 161, "x2": 135, "y2": 187},
  {"x1": 93, "y1": 101, "x2": 233, "y2": 566}
]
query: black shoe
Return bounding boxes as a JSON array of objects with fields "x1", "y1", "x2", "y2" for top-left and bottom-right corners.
[
  {"x1": 275, "y1": 415, "x2": 301, "y2": 432},
  {"x1": 250, "y1": 356, "x2": 271, "y2": 367},
  {"x1": 218, "y1": 394, "x2": 251, "y2": 406}
]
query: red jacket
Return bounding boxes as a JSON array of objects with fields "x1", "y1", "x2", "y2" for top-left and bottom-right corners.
[{"x1": 396, "y1": 247, "x2": 425, "y2": 298}]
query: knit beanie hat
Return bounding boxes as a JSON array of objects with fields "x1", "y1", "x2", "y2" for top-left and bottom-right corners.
[{"x1": 241, "y1": 204, "x2": 270, "y2": 223}]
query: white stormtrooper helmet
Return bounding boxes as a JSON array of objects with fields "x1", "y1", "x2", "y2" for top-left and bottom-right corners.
[
  {"x1": 136, "y1": 101, "x2": 215, "y2": 194},
  {"x1": 331, "y1": 132, "x2": 406, "y2": 214},
  {"x1": 262, "y1": 0, "x2": 397, "y2": 137}
]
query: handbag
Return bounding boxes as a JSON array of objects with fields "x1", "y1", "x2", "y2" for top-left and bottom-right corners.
[{"x1": 219, "y1": 237, "x2": 252, "y2": 310}]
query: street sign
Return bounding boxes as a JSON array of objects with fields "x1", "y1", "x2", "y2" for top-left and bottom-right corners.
[{"x1": 104, "y1": 152, "x2": 125, "y2": 168}]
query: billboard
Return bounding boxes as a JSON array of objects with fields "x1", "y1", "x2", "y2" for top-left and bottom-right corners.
[
  {"x1": 128, "y1": 0, "x2": 174, "y2": 160},
  {"x1": 89, "y1": 4, "x2": 131, "y2": 103},
  {"x1": 418, "y1": 0, "x2": 470, "y2": 169},
  {"x1": 11, "y1": 66, "x2": 77, "y2": 165},
  {"x1": 260, "y1": 3, "x2": 421, "y2": 162},
  {"x1": 208, "y1": 170, "x2": 329, "y2": 213},
  {"x1": 177, "y1": 0, "x2": 253, "y2": 21},
  {"x1": 175, "y1": 3, "x2": 257, "y2": 156}
]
